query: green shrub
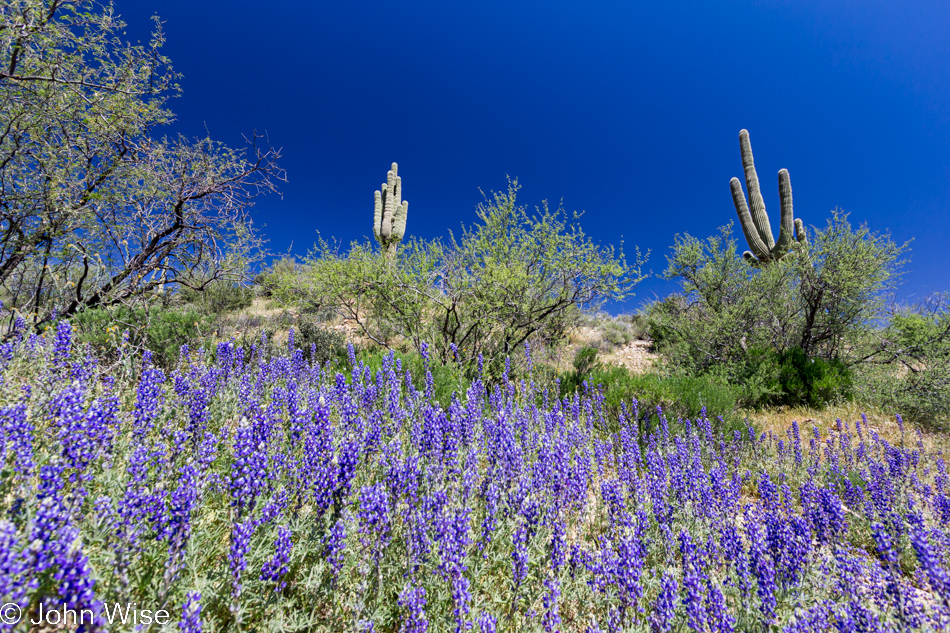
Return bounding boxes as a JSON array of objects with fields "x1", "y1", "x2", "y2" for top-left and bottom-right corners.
[
  {"x1": 726, "y1": 346, "x2": 852, "y2": 409},
  {"x1": 855, "y1": 295, "x2": 950, "y2": 426},
  {"x1": 73, "y1": 305, "x2": 212, "y2": 367},
  {"x1": 573, "y1": 345, "x2": 600, "y2": 375},
  {"x1": 295, "y1": 319, "x2": 348, "y2": 365},
  {"x1": 598, "y1": 319, "x2": 634, "y2": 351},
  {"x1": 559, "y1": 363, "x2": 746, "y2": 435},
  {"x1": 776, "y1": 347, "x2": 852, "y2": 407},
  {"x1": 620, "y1": 313, "x2": 651, "y2": 340},
  {"x1": 646, "y1": 213, "x2": 903, "y2": 409},
  {"x1": 179, "y1": 281, "x2": 254, "y2": 314}
]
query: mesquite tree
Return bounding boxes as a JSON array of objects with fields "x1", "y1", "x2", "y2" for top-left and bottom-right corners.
[
  {"x1": 269, "y1": 179, "x2": 644, "y2": 370},
  {"x1": 0, "y1": 1, "x2": 283, "y2": 335}
]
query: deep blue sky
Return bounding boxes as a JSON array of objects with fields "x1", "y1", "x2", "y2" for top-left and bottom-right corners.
[{"x1": 120, "y1": 0, "x2": 950, "y2": 312}]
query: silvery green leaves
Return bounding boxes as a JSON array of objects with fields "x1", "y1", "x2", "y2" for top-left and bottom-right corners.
[{"x1": 729, "y1": 130, "x2": 808, "y2": 264}]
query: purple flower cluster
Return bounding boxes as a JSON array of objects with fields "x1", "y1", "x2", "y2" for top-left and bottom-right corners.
[
  {"x1": 1, "y1": 328, "x2": 949, "y2": 631},
  {"x1": 260, "y1": 525, "x2": 292, "y2": 592}
]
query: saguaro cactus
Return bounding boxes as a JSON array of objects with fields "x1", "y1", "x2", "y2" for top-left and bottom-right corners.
[
  {"x1": 730, "y1": 129, "x2": 808, "y2": 264},
  {"x1": 373, "y1": 162, "x2": 408, "y2": 256}
]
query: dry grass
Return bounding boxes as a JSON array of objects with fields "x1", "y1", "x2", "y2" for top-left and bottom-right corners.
[{"x1": 740, "y1": 400, "x2": 950, "y2": 453}]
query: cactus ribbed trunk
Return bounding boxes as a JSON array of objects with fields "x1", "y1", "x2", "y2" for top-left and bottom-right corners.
[
  {"x1": 373, "y1": 162, "x2": 408, "y2": 256},
  {"x1": 729, "y1": 129, "x2": 808, "y2": 264}
]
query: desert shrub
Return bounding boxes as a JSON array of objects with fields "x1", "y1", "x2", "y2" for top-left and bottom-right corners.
[
  {"x1": 295, "y1": 319, "x2": 348, "y2": 365},
  {"x1": 620, "y1": 312, "x2": 651, "y2": 340},
  {"x1": 598, "y1": 318, "x2": 634, "y2": 350},
  {"x1": 73, "y1": 305, "x2": 212, "y2": 367},
  {"x1": 0, "y1": 1, "x2": 280, "y2": 337},
  {"x1": 573, "y1": 345, "x2": 600, "y2": 375},
  {"x1": 559, "y1": 361, "x2": 745, "y2": 433},
  {"x1": 179, "y1": 281, "x2": 254, "y2": 314},
  {"x1": 856, "y1": 294, "x2": 950, "y2": 426},
  {"x1": 775, "y1": 347, "x2": 852, "y2": 407},
  {"x1": 646, "y1": 213, "x2": 904, "y2": 407},
  {"x1": 268, "y1": 180, "x2": 644, "y2": 372}
]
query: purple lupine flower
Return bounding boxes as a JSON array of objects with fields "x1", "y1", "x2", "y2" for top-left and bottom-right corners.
[
  {"x1": 679, "y1": 531, "x2": 707, "y2": 631},
  {"x1": 53, "y1": 526, "x2": 105, "y2": 630},
  {"x1": 613, "y1": 532, "x2": 645, "y2": 620},
  {"x1": 357, "y1": 484, "x2": 390, "y2": 559},
  {"x1": 254, "y1": 493, "x2": 289, "y2": 530},
  {"x1": 477, "y1": 612, "x2": 497, "y2": 633},
  {"x1": 512, "y1": 522, "x2": 529, "y2": 589},
  {"x1": 911, "y1": 527, "x2": 950, "y2": 609},
  {"x1": 0, "y1": 520, "x2": 28, "y2": 615},
  {"x1": 398, "y1": 583, "x2": 428, "y2": 633},
  {"x1": 606, "y1": 607, "x2": 623, "y2": 633},
  {"x1": 260, "y1": 525, "x2": 293, "y2": 592},
  {"x1": 230, "y1": 418, "x2": 267, "y2": 516},
  {"x1": 1, "y1": 402, "x2": 34, "y2": 479},
  {"x1": 551, "y1": 519, "x2": 566, "y2": 573},
  {"x1": 542, "y1": 575, "x2": 561, "y2": 632},
  {"x1": 179, "y1": 591, "x2": 202, "y2": 633},
  {"x1": 436, "y1": 509, "x2": 472, "y2": 633},
  {"x1": 52, "y1": 320, "x2": 72, "y2": 370},
  {"x1": 324, "y1": 518, "x2": 346, "y2": 585},
  {"x1": 132, "y1": 352, "x2": 165, "y2": 439},
  {"x1": 650, "y1": 570, "x2": 678, "y2": 633},
  {"x1": 163, "y1": 464, "x2": 198, "y2": 592},
  {"x1": 704, "y1": 578, "x2": 735, "y2": 633},
  {"x1": 334, "y1": 440, "x2": 361, "y2": 511},
  {"x1": 745, "y1": 507, "x2": 777, "y2": 624},
  {"x1": 29, "y1": 464, "x2": 69, "y2": 573},
  {"x1": 229, "y1": 519, "x2": 255, "y2": 610},
  {"x1": 50, "y1": 384, "x2": 94, "y2": 489}
]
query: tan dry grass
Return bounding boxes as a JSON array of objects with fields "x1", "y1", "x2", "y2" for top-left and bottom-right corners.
[{"x1": 740, "y1": 400, "x2": 950, "y2": 453}]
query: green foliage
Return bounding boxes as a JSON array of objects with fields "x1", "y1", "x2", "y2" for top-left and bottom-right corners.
[
  {"x1": 356, "y1": 348, "x2": 469, "y2": 409},
  {"x1": 856, "y1": 294, "x2": 950, "y2": 426},
  {"x1": 775, "y1": 347, "x2": 852, "y2": 408},
  {"x1": 72, "y1": 305, "x2": 212, "y2": 367},
  {"x1": 272, "y1": 180, "x2": 645, "y2": 371},
  {"x1": 573, "y1": 345, "x2": 600, "y2": 375},
  {"x1": 619, "y1": 312, "x2": 651, "y2": 340},
  {"x1": 295, "y1": 319, "x2": 348, "y2": 365},
  {"x1": 0, "y1": 1, "x2": 281, "y2": 336},
  {"x1": 178, "y1": 281, "x2": 254, "y2": 314},
  {"x1": 730, "y1": 346, "x2": 852, "y2": 408},
  {"x1": 559, "y1": 361, "x2": 746, "y2": 433},
  {"x1": 646, "y1": 213, "x2": 905, "y2": 408}
]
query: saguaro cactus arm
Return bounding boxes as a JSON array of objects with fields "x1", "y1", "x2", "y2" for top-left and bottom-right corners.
[
  {"x1": 373, "y1": 162, "x2": 409, "y2": 253},
  {"x1": 731, "y1": 176, "x2": 771, "y2": 261},
  {"x1": 730, "y1": 129, "x2": 807, "y2": 264},
  {"x1": 739, "y1": 129, "x2": 774, "y2": 251}
]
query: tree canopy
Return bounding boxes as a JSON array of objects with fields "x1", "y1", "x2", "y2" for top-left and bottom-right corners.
[{"x1": 0, "y1": 0, "x2": 283, "y2": 334}]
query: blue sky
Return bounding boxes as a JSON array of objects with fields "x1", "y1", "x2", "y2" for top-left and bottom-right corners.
[{"x1": 121, "y1": 0, "x2": 950, "y2": 311}]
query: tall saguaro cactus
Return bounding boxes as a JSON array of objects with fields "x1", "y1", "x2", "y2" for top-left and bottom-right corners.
[
  {"x1": 730, "y1": 129, "x2": 808, "y2": 264},
  {"x1": 373, "y1": 162, "x2": 408, "y2": 257}
]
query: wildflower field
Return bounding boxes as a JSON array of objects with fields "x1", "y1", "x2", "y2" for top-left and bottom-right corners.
[{"x1": 1, "y1": 321, "x2": 949, "y2": 633}]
